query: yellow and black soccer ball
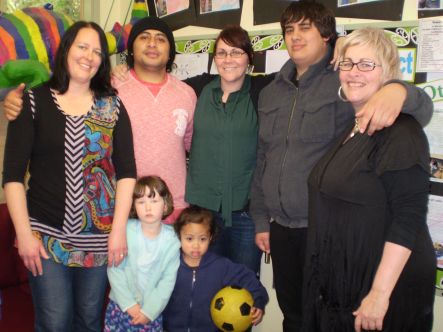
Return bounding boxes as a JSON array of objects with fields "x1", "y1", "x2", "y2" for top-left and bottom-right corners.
[{"x1": 210, "y1": 286, "x2": 254, "y2": 332}]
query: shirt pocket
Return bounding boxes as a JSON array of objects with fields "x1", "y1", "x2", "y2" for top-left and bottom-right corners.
[
  {"x1": 258, "y1": 105, "x2": 280, "y2": 143},
  {"x1": 299, "y1": 100, "x2": 336, "y2": 143}
]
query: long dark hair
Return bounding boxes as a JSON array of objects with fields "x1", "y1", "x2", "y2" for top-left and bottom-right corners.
[{"x1": 49, "y1": 21, "x2": 116, "y2": 98}]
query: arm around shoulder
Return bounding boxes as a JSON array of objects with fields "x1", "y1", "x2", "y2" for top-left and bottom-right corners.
[
  {"x1": 183, "y1": 73, "x2": 216, "y2": 97},
  {"x1": 386, "y1": 80, "x2": 433, "y2": 127}
]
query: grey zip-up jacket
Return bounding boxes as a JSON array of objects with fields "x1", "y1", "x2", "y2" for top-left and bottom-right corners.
[{"x1": 250, "y1": 46, "x2": 433, "y2": 232}]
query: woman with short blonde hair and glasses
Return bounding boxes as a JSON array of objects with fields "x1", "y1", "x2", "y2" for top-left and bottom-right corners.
[{"x1": 302, "y1": 28, "x2": 435, "y2": 332}]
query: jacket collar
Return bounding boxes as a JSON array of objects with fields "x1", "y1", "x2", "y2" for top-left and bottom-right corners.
[
  {"x1": 276, "y1": 45, "x2": 334, "y2": 87},
  {"x1": 180, "y1": 250, "x2": 219, "y2": 270}
]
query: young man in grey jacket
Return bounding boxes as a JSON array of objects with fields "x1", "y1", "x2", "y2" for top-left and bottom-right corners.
[{"x1": 249, "y1": 2, "x2": 433, "y2": 331}]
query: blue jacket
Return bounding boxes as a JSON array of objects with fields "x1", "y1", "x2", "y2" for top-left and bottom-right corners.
[
  {"x1": 108, "y1": 220, "x2": 180, "y2": 321},
  {"x1": 163, "y1": 251, "x2": 269, "y2": 332}
]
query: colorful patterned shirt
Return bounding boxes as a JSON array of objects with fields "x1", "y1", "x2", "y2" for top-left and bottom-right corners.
[{"x1": 3, "y1": 83, "x2": 136, "y2": 267}]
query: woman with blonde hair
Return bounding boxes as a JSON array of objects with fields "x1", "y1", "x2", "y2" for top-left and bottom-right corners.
[{"x1": 302, "y1": 28, "x2": 435, "y2": 332}]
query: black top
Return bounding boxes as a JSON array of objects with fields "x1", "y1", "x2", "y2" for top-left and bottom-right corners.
[
  {"x1": 184, "y1": 73, "x2": 275, "y2": 110},
  {"x1": 303, "y1": 114, "x2": 436, "y2": 331}
]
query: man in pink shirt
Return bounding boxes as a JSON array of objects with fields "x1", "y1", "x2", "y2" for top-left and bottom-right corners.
[{"x1": 114, "y1": 17, "x2": 196, "y2": 223}]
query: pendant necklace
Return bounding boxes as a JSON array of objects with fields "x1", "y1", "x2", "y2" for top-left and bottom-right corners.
[{"x1": 349, "y1": 118, "x2": 360, "y2": 139}]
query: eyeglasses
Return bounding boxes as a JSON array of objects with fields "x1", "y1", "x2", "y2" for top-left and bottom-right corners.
[
  {"x1": 338, "y1": 60, "x2": 381, "y2": 72},
  {"x1": 214, "y1": 49, "x2": 246, "y2": 59}
]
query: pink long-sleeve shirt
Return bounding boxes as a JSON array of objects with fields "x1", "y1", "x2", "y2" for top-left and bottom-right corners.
[{"x1": 114, "y1": 70, "x2": 196, "y2": 209}]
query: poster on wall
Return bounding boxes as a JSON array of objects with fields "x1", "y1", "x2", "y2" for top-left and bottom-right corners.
[
  {"x1": 322, "y1": 0, "x2": 404, "y2": 20},
  {"x1": 417, "y1": 19, "x2": 443, "y2": 72},
  {"x1": 194, "y1": 0, "x2": 243, "y2": 28},
  {"x1": 418, "y1": 0, "x2": 443, "y2": 17},
  {"x1": 337, "y1": 0, "x2": 381, "y2": 6},
  {"x1": 154, "y1": 0, "x2": 190, "y2": 17},
  {"x1": 172, "y1": 53, "x2": 210, "y2": 79},
  {"x1": 199, "y1": 0, "x2": 240, "y2": 14},
  {"x1": 147, "y1": 0, "x2": 196, "y2": 30}
]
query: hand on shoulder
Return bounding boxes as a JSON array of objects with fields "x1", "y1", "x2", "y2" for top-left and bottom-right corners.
[{"x1": 4, "y1": 83, "x2": 25, "y2": 121}]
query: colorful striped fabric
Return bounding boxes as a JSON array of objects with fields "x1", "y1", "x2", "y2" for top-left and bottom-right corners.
[
  {"x1": 0, "y1": 8, "x2": 73, "y2": 70},
  {"x1": 0, "y1": 0, "x2": 149, "y2": 72}
]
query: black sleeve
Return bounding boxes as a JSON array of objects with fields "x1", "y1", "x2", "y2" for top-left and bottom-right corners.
[
  {"x1": 112, "y1": 97, "x2": 137, "y2": 180},
  {"x1": 183, "y1": 73, "x2": 217, "y2": 97},
  {"x1": 249, "y1": 90, "x2": 272, "y2": 233},
  {"x1": 381, "y1": 165, "x2": 430, "y2": 250},
  {"x1": 384, "y1": 79, "x2": 433, "y2": 127},
  {"x1": 374, "y1": 115, "x2": 429, "y2": 176},
  {"x1": 2, "y1": 91, "x2": 34, "y2": 186}
]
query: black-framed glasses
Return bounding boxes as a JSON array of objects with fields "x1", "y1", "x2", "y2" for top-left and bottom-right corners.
[
  {"x1": 214, "y1": 49, "x2": 246, "y2": 59},
  {"x1": 338, "y1": 60, "x2": 381, "y2": 72}
]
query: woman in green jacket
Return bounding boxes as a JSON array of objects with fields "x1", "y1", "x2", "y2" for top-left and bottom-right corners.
[{"x1": 185, "y1": 26, "x2": 272, "y2": 274}]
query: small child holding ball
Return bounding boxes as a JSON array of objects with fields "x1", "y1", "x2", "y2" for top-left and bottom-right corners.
[{"x1": 163, "y1": 206, "x2": 269, "y2": 331}]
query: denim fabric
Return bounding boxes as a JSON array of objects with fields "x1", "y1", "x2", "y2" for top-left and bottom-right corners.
[
  {"x1": 28, "y1": 258, "x2": 108, "y2": 332},
  {"x1": 210, "y1": 210, "x2": 262, "y2": 274}
]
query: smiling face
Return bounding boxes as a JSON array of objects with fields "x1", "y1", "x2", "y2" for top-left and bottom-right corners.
[
  {"x1": 180, "y1": 223, "x2": 211, "y2": 267},
  {"x1": 67, "y1": 27, "x2": 102, "y2": 85},
  {"x1": 133, "y1": 29, "x2": 170, "y2": 73},
  {"x1": 134, "y1": 186, "x2": 166, "y2": 226},
  {"x1": 284, "y1": 18, "x2": 329, "y2": 77},
  {"x1": 339, "y1": 44, "x2": 384, "y2": 112},
  {"x1": 214, "y1": 38, "x2": 249, "y2": 90}
]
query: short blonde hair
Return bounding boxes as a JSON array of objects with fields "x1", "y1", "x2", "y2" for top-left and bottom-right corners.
[{"x1": 340, "y1": 27, "x2": 401, "y2": 82}]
